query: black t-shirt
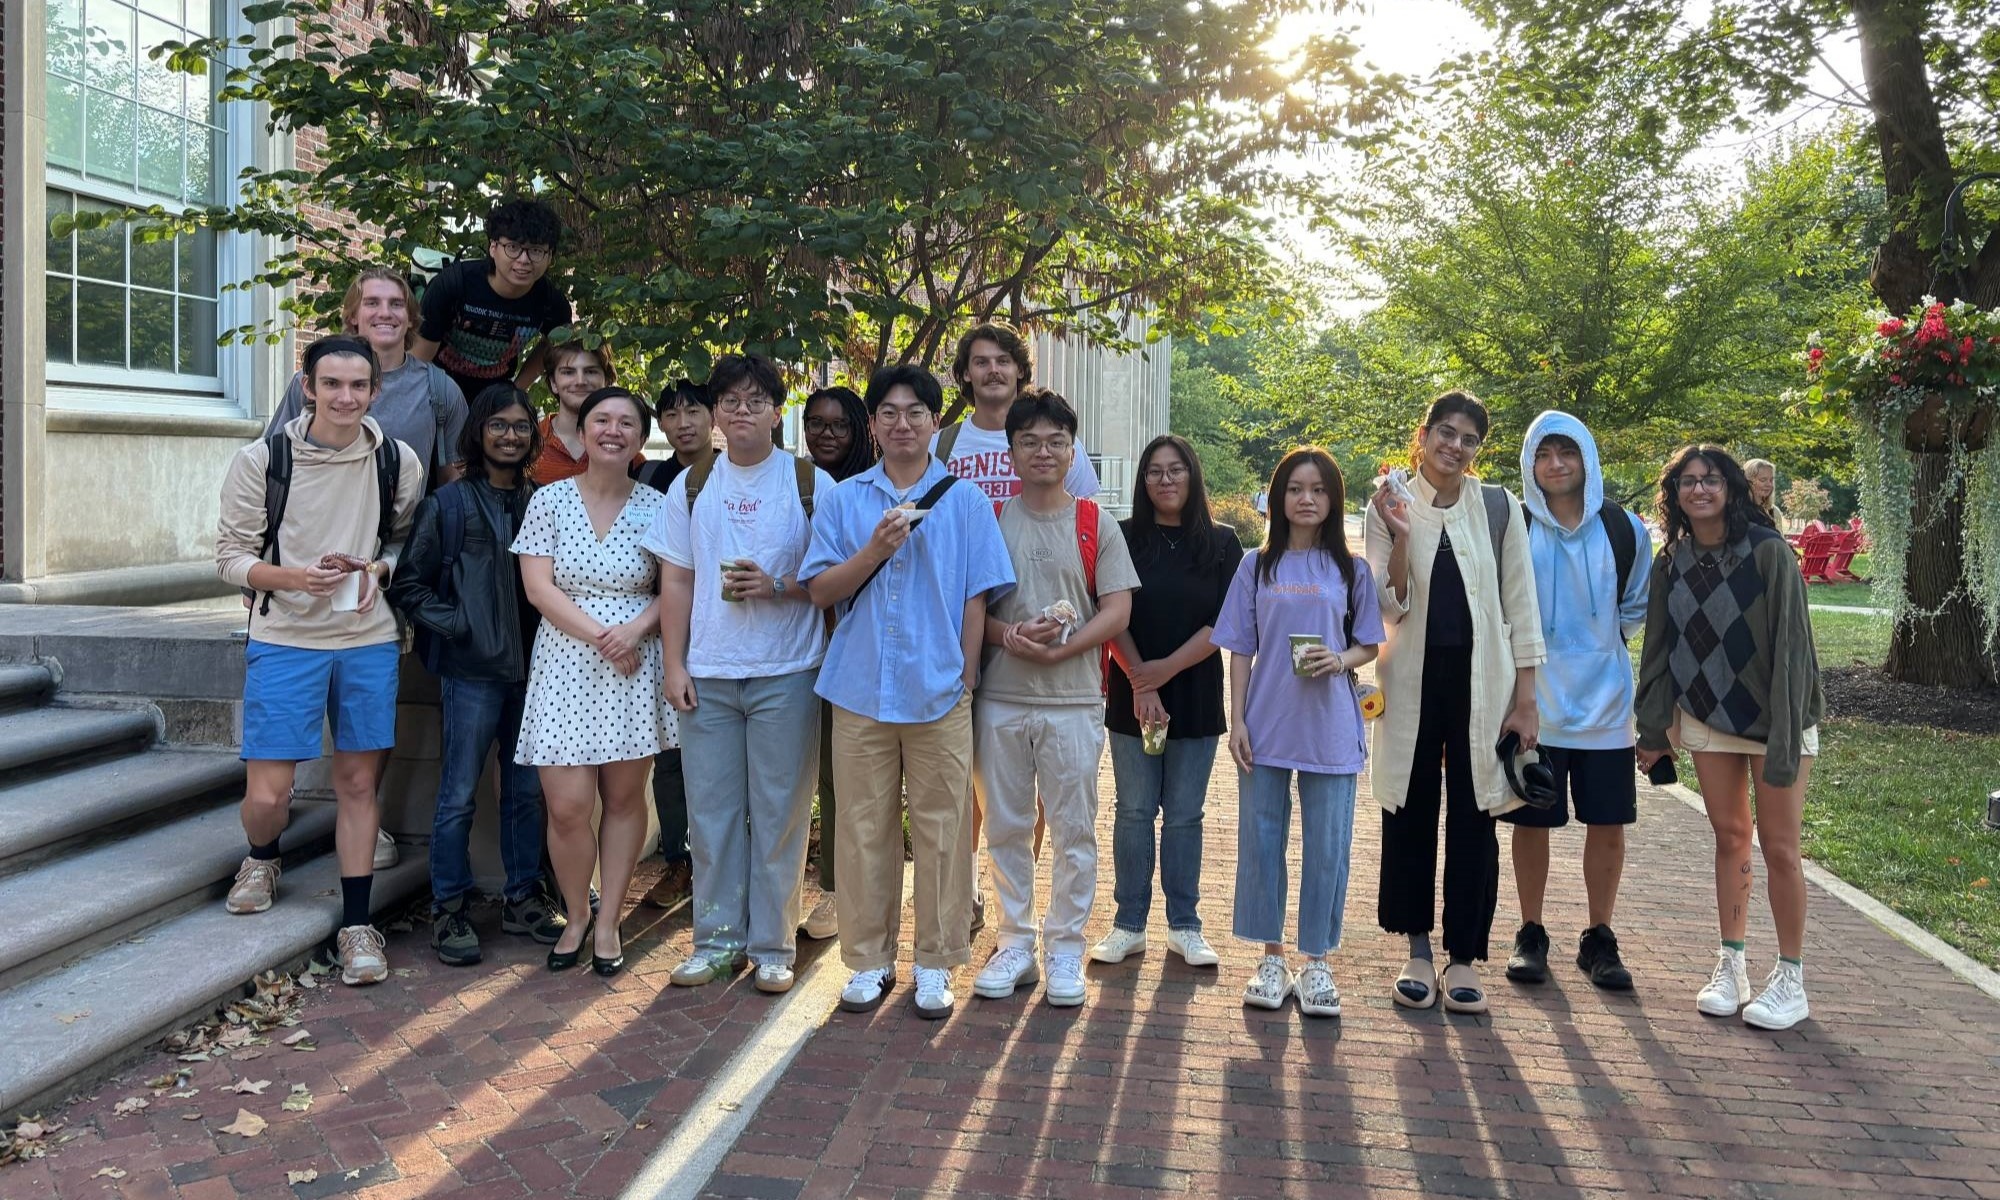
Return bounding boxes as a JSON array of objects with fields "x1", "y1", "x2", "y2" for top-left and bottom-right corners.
[
  {"x1": 1426, "y1": 529, "x2": 1475, "y2": 648},
  {"x1": 1105, "y1": 520, "x2": 1246, "y2": 741},
  {"x1": 419, "y1": 259, "x2": 572, "y2": 402}
]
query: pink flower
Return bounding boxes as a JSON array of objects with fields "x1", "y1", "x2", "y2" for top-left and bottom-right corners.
[{"x1": 1890, "y1": 374, "x2": 1904, "y2": 385}]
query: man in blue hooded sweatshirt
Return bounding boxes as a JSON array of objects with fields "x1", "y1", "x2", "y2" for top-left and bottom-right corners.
[{"x1": 1502, "y1": 411, "x2": 1651, "y2": 990}]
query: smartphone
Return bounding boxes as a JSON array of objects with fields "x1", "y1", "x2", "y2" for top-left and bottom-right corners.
[{"x1": 1647, "y1": 755, "x2": 1679, "y2": 786}]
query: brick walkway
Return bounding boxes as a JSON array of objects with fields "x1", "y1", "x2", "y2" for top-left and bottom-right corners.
[{"x1": 7, "y1": 756, "x2": 2000, "y2": 1200}]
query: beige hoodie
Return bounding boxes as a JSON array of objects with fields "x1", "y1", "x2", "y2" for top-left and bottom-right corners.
[{"x1": 217, "y1": 413, "x2": 425, "y2": 650}]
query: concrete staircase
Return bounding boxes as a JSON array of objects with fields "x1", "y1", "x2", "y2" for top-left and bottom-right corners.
[{"x1": 0, "y1": 660, "x2": 427, "y2": 1116}]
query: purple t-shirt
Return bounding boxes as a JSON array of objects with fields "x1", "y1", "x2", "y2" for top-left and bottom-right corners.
[{"x1": 1212, "y1": 549, "x2": 1386, "y2": 775}]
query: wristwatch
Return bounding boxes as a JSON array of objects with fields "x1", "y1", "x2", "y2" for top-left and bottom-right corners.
[{"x1": 773, "y1": 577, "x2": 788, "y2": 598}]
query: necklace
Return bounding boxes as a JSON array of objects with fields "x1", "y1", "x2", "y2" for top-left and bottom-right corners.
[{"x1": 1158, "y1": 527, "x2": 1184, "y2": 550}]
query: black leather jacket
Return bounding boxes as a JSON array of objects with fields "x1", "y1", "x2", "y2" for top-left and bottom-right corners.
[{"x1": 389, "y1": 478, "x2": 537, "y2": 682}]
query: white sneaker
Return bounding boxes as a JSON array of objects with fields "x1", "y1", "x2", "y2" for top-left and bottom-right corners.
[
  {"x1": 837, "y1": 967, "x2": 894, "y2": 1013},
  {"x1": 373, "y1": 829, "x2": 399, "y2": 870},
  {"x1": 1045, "y1": 953, "x2": 1087, "y2": 1007},
  {"x1": 337, "y1": 925, "x2": 388, "y2": 986},
  {"x1": 913, "y1": 966, "x2": 955, "y2": 1019},
  {"x1": 973, "y1": 946, "x2": 1040, "y2": 998},
  {"x1": 1089, "y1": 927, "x2": 1147, "y2": 963},
  {"x1": 800, "y1": 894, "x2": 839, "y2": 941},
  {"x1": 1742, "y1": 961, "x2": 1810, "y2": 1031},
  {"x1": 1243, "y1": 955, "x2": 1294, "y2": 1010},
  {"x1": 1696, "y1": 946, "x2": 1752, "y2": 1016},
  {"x1": 1167, "y1": 928, "x2": 1220, "y2": 967},
  {"x1": 1297, "y1": 959, "x2": 1341, "y2": 1018},
  {"x1": 753, "y1": 961, "x2": 795, "y2": 994}
]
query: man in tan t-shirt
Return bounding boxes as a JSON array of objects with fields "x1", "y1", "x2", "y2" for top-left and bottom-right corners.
[{"x1": 969, "y1": 388, "x2": 1138, "y2": 1010}]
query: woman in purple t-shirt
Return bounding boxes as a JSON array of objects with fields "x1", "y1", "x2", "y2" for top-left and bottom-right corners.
[{"x1": 1212, "y1": 447, "x2": 1384, "y2": 1018}]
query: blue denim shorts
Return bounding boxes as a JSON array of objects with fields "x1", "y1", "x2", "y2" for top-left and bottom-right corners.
[{"x1": 240, "y1": 640, "x2": 400, "y2": 761}]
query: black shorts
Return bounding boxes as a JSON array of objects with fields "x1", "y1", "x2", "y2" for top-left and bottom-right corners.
[{"x1": 1497, "y1": 745, "x2": 1638, "y2": 828}]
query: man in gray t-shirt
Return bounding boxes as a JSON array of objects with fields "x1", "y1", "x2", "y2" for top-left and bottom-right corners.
[{"x1": 265, "y1": 354, "x2": 467, "y2": 488}]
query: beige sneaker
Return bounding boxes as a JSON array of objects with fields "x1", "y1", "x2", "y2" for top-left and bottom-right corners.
[
  {"x1": 799, "y1": 893, "x2": 838, "y2": 940},
  {"x1": 226, "y1": 857, "x2": 280, "y2": 914},
  {"x1": 337, "y1": 925, "x2": 389, "y2": 986}
]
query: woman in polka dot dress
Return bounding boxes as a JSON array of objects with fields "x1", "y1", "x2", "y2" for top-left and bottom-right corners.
[{"x1": 514, "y1": 387, "x2": 674, "y2": 976}]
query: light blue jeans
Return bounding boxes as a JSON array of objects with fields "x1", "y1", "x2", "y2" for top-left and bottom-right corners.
[
  {"x1": 1233, "y1": 767, "x2": 1358, "y2": 956},
  {"x1": 1107, "y1": 731, "x2": 1216, "y2": 933},
  {"x1": 679, "y1": 669, "x2": 820, "y2": 966}
]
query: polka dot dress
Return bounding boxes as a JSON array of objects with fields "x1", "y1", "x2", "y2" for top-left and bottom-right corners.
[{"x1": 511, "y1": 479, "x2": 678, "y2": 766}]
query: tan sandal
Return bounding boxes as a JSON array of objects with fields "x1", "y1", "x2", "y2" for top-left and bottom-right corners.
[
  {"x1": 1441, "y1": 961, "x2": 1489, "y2": 1014},
  {"x1": 1393, "y1": 957, "x2": 1437, "y2": 1009}
]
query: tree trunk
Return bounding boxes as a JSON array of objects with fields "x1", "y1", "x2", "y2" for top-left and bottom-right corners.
[{"x1": 1884, "y1": 450, "x2": 1997, "y2": 686}]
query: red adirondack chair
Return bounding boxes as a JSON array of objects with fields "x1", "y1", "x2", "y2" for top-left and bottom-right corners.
[
  {"x1": 1797, "y1": 531, "x2": 1837, "y2": 583},
  {"x1": 1825, "y1": 528, "x2": 1866, "y2": 583}
]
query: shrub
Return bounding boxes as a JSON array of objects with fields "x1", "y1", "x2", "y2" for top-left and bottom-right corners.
[
  {"x1": 1210, "y1": 494, "x2": 1266, "y2": 548},
  {"x1": 1783, "y1": 477, "x2": 1830, "y2": 524}
]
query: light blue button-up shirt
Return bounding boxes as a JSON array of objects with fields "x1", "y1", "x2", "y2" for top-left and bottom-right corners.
[{"x1": 801, "y1": 459, "x2": 1015, "y2": 724}]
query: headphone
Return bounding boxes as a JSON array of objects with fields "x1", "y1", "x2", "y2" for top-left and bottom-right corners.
[{"x1": 1496, "y1": 731, "x2": 1558, "y2": 809}]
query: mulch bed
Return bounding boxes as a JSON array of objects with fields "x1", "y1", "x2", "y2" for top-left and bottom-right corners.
[{"x1": 1823, "y1": 665, "x2": 2000, "y2": 735}]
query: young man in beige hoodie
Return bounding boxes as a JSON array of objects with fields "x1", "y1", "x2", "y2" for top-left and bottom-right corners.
[{"x1": 215, "y1": 336, "x2": 425, "y2": 985}]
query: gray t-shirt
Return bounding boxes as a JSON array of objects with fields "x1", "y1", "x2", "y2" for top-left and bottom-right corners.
[
  {"x1": 267, "y1": 356, "x2": 467, "y2": 487},
  {"x1": 979, "y1": 498, "x2": 1140, "y2": 705}
]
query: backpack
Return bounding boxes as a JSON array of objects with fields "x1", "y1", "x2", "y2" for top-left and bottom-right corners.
[
  {"x1": 934, "y1": 420, "x2": 966, "y2": 465},
  {"x1": 251, "y1": 432, "x2": 402, "y2": 616},
  {"x1": 420, "y1": 364, "x2": 458, "y2": 487},
  {"x1": 1502, "y1": 491, "x2": 1639, "y2": 598},
  {"x1": 684, "y1": 453, "x2": 816, "y2": 517},
  {"x1": 995, "y1": 496, "x2": 1107, "y2": 685}
]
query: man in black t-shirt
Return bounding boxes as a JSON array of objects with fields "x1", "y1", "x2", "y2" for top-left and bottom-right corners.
[{"x1": 414, "y1": 198, "x2": 574, "y2": 403}]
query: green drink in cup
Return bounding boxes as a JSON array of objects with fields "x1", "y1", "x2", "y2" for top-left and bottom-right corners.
[
  {"x1": 720, "y1": 558, "x2": 743, "y2": 603},
  {"x1": 1289, "y1": 633, "x2": 1324, "y2": 677},
  {"x1": 1142, "y1": 716, "x2": 1169, "y2": 756}
]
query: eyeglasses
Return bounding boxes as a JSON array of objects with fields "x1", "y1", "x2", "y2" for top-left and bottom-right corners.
[
  {"x1": 716, "y1": 394, "x2": 775, "y2": 414},
  {"x1": 483, "y1": 418, "x2": 535, "y2": 436},
  {"x1": 875, "y1": 406, "x2": 933, "y2": 427},
  {"x1": 805, "y1": 418, "x2": 852, "y2": 436},
  {"x1": 1428, "y1": 427, "x2": 1483, "y2": 451},
  {"x1": 1014, "y1": 436, "x2": 1072, "y2": 456},
  {"x1": 1144, "y1": 465, "x2": 1189, "y2": 483},
  {"x1": 1675, "y1": 474, "x2": 1726, "y2": 493},
  {"x1": 491, "y1": 239, "x2": 553, "y2": 264}
]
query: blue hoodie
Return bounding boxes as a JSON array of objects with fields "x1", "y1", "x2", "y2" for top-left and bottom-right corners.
[{"x1": 1519, "y1": 411, "x2": 1652, "y2": 750}]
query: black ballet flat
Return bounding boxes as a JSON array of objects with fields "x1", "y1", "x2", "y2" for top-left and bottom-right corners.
[
  {"x1": 546, "y1": 920, "x2": 592, "y2": 972},
  {"x1": 592, "y1": 952, "x2": 625, "y2": 978}
]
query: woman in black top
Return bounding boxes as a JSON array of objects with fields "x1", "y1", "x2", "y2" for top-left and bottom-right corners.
[{"x1": 1091, "y1": 435, "x2": 1244, "y2": 970}]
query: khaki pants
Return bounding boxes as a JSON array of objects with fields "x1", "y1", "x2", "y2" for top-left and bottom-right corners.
[
  {"x1": 831, "y1": 694, "x2": 974, "y2": 972},
  {"x1": 973, "y1": 698, "x2": 1105, "y2": 958}
]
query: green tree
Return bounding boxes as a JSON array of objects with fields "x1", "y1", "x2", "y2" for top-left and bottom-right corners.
[
  {"x1": 1468, "y1": 0, "x2": 2000, "y2": 686},
  {"x1": 147, "y1": 0, "x2": 1395, "y2": 386}
]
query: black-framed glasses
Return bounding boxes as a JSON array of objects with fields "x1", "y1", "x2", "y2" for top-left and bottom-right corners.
[
  {"x1": 805, "y1": 418, "x2": 852, "y2": 436},
  {"x1": 484, "y1": 418, "x2": 535, "y2": 436},
  {"x1": 1675, "y1": 474, "x2": 1726, "y2": 493},
  {"x1": 492, "y1": 239, "x2": 553, "y2": 264},
  {"x1": 1144, "y1": 465, "x2": 1189, "y2": 482}
]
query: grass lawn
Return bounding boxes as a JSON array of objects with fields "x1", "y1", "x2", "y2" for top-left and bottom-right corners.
[
  {"x1": 1631, "y1": 603, "x2": 2000, "y2": 969},
  {"x1": 1802, "y1": 554, "x2": 1879, "y2": 609}
]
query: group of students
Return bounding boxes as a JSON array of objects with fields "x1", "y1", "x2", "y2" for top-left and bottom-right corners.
[{"x1": 213, "y1": 200, "x2": 1825, "y2": 1032}]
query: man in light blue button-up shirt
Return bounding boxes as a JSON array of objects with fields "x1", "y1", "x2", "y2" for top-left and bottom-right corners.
[{"x1": 801, "y1": 365, "x2": 1014, "y2": 1020}]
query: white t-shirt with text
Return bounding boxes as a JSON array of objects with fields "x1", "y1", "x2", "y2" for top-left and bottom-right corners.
[
  {"x1": 931, "y1": 420, "x2": 1101, "y2": 501},
  {"x1": 641, "y1": 452, "x2": 834, "y2": 680}
]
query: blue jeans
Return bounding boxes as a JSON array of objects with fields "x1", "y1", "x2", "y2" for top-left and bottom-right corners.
[
  {"x1": 1108, "y1": 731, "x2": 1215, "y2": 933},
  {"x1": 431, "y1": 676, "x2": 545, "y2": 909},
  {"x1": 1233, "y1": 766, "x2": 1358, "y2": 956}
]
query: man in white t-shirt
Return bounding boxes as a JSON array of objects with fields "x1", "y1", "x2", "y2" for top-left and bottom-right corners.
[
  {"x1": 930, "y1": 321, "x2": 1100, "y2": 501},
  {"x1": 644, "y1": 353, "x2": 835, "y2": 997}
]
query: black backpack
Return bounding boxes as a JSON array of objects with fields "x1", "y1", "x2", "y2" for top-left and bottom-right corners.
[{"x1": 250, "y1": 433, "x2": 402, "y2": 616}]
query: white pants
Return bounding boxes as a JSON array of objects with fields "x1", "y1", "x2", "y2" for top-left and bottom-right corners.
[{"x1": 972, "y1": 698, "x2": 1105, "y2": 958}]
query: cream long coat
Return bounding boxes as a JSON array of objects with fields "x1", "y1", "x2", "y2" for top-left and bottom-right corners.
[{"x1": 1363, "y1": 470, "x2": 1547, "y2": 816}]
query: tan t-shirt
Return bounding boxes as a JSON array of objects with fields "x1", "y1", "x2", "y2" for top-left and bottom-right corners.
[{"x1": 979, "y1": 497, "x2": 1140, "y2": 705}]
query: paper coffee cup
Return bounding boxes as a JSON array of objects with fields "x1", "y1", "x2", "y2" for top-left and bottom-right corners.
[
  {"x1": 720, "y1": 559, "x2": 743, "y2": 602},
  {"x1": 1289, "y1": 633, "x2": 1323, "y2": 676}
]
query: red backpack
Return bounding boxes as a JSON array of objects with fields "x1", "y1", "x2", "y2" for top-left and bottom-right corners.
[{"x1": 995, "y1": 497, "x2": 1107, "y2": 687}]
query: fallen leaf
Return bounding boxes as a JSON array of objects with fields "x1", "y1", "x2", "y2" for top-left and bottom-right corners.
[
  {"x1": 434, "y1": 1121, "x2": 448, "y2": 1132},
  {"x1": 181, "y1": 1111, "x2": 201, "y2": 1121},
  {"x1": 57, "y1": 1011, "x2": 90, "y2": 1025},
  {"x1": 345, "y1": 1169, "x2": 361, "y2": 1180},
  {"x1": 113, "y1": 1096, "x2": 150, "y2": 1115},
  {"x1": 177, "y1": 1052, "x2": 212, "y2": 1063},
  {"x1": 14, "y1": 1121, "x2": 46, "y2": 1142},
  {"x1": 298, "y1": 974, "x2": 319, "y2": 989},
  {"x1": 600, "y1": 1132, "x2": 614, "y2": 1144},
  {"x1": 280, "y1": 1029, "x2": 313, "y2": 1046},
  {"x1": 718, "y1": 1100, "x2": 740, "y2": 1112},
  {"x1": 144, "y1": 1074, "x2": 177, "y2": 1089},
  {"x1": 169, "y1": 1089, "x2": 199, "y2": 1099},
  {"x1": 1974, "y1": 878, "x2": 1991, "y2": 889},
  {"x1": 634, "y1": 1120, "x2": 651, "y2": 1130},
  {"x1": 93, "y1": 1167, "x2": 127, "y2": 1179},
  {"x1": 229, "y1": 1079, "x2": 271, "y2": 1095},
  {"x1": 232, "y1": 1050, "x2": 264, "y2": 1062},
  {"x1": 305, "y1": 959, "x2": 332, "y2": 977},
  {"x1": 219, "y1": 1109, "x2": 267, "y2": 1138},
  {"x1": 283, "y1": 1084, "x2": 314, "y2": 1113},
  {"x1": 287, "y1": 1169, "x2": 319, "y2": 1184},
  {"x1": 391, "y1": 967, "x2": 418, "y2": 977},
  {"x1": 1948, "y1": 856, "x2": 1962, "y2": 866}
]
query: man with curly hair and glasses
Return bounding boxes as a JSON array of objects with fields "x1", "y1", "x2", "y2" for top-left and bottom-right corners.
[{"x1": 415, "y1": 197, "x2": 574, "y2": 404}]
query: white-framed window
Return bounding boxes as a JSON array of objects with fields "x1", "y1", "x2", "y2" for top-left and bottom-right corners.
[{"x1": 44, "y1": 0, "x2": 248, "y2": 408}]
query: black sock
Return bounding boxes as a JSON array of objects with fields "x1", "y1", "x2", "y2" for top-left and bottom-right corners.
[
  {"x1": 1408, "y1": 934, "x2": 1433, "y2": 962},
  {"x1": 340, "y1": 875, "x2": 373, "y2": 928},
  {"x1": 249, "y1": 837, "x2": 281, "y2": 861}
]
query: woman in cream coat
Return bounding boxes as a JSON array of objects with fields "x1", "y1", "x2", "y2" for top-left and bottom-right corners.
[{"x1": 1363, "y1": 390, "x2": 1545, "y2": 1014}]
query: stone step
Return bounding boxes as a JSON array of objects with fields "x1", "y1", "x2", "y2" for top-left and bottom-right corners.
[
  {"x1": 0, "y1": 704, "x2": 158, "y2": 775},
  {"x1": 0, "y1": 851, "x2": 430, "y2": 1115},
  {"x1": 0, "y1": 800, "x2": 340, "y2": 989},
  {"x1": 0, "y1": 747, "x2": 245, "y2": 875},
  {"x1": 0, "y1": 662, "x2": 56, "y2": 709}
]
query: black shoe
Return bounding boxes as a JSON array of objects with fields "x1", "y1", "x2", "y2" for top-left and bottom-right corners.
[
  {"x1": 1576, "y1": 925, "x2": 1634, "y2": 990},
  {"x1": 547, "y1": 919, "x2": 592, "y2": 972},
  {"x1": 432, "y1": 896, "x2": 482, "y2": 966},
  {"x1": 592, "y1": 952, "x2": 625, "y2": 978},
  {"x1": 1505, "y1": 922, "x2": 1550, "y2": 984},
  {"x1": 503, "y1": 883, "x2": 568, "y2": 945}
]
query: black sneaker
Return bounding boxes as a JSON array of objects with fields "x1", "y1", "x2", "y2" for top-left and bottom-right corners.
[
  {"x1": 1576, "y1": 924, "x2": 1634, "y2": 990},
  {"x1": 1505, "y1": 921, "x2": 1550, "y2": 984},
  {"x1": 432, "y1": 895, "x2": 482, "y2": 966},
  {"x1": 503, "y1": 883, "x2": 569, "y2": 945}
]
